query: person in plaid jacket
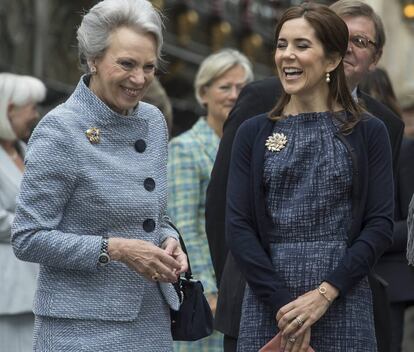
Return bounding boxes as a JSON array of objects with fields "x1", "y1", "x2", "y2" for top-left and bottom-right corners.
[{"x1": 168, "y1": 49, "x2": 253, "y2": 352}]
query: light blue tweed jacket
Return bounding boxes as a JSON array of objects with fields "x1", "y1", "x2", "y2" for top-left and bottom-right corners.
[{"x1": 11, "y1": 76, "x2": 179, "y2": 322}]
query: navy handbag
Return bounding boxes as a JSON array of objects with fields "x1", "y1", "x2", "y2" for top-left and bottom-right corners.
[{"x1": 168, "y1": 222, "x2": 214, "y2": 341}]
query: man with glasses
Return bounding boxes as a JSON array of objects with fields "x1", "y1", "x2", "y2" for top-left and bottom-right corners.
[
  {"x1": 331, "y1": 0, "x2": 404, "y2": 174},
  {"x1": 331, "y1": 3, "x2": 410, "y2": 352},
  {"x1": 206, "y1": 1, "x2": 405, "y2": 352}
]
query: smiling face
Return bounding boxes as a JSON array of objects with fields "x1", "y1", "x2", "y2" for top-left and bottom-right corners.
[
  {"x1": 342, "y1": 16, "x2": 380, "y2": 91},
  {"x1": 89, "y1": 26, "x2": 157, "y2": 115},
  {"x1": 275, "y1": 17, "x2": 340, "y2": 106},
  {"x1": 200, "y1": 64, "x2": 247, "y2": 126}
]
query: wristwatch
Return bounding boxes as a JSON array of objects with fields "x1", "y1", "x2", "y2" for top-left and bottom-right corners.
[{"x1": 98, "y1": 237, "x2": 111, "y2": 266}]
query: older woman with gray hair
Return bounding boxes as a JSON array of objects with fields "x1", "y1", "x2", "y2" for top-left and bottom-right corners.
[
  {"x1": 11, "y1": 0, "x2": 187, "y2": 351},
  {"x1": 168, "y1": 49, "x2": 253, "y2": 352},
  {"x1": 0, "y1": 73, "x2": 46, "y2": 352}
]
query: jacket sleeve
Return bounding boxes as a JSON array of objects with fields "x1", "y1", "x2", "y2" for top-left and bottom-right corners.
[
  {"x1": 159, "y1": 215, "x2": 180, "y2": 243},
  {"x1": 168, "y1": 138, "x2": 217, "y2": 294},
  {"x1": 11, "y1": 117, "x2": 102, "y2": 272},
  {"x1": 387, "y1": 139, "x2": 414, "y2": 253},
  {"x1": 326, "y1": 121, "x2": 394, "y2": 295},
  {"x1": 391, "y1": 219, "x2": 409, "y2": 253},
  {"x1": 226, "y1": 119, "x2": 293, "y2": 315}
]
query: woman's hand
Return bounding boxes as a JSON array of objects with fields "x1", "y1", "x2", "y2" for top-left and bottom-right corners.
[
  {"x1": 108, "y1": 238, "x2": 183, "y2": 282},
  {"x1": 276, "y1": 282, "x2": 338, "y2": 343},
  {"x1": 161, "y1": 237, "x2": 188, "y2": 275},
  {"x1": 279, "y1": 327, "x2": 311, "y2": 352}
]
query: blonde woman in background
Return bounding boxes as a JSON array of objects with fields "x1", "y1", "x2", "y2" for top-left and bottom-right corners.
[
  {"x1": 0, "y1": 73, "x2": 46, "y2": 352},
  {"x1": 168, "y1": 49, "x2": 253, "y2": 352}
]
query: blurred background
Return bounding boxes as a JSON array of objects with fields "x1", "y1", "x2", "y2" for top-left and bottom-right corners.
[
  {"x1": 1, "y1": 0, "x2": 414, "y2": 350},
  {"x1": 1, "y1": 0, "x2": 413, "y2": 138}
]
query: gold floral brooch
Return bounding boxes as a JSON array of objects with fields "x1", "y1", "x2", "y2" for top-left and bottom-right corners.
[
  {"x1": 265, "y1": 132, "x2": 287, "y2": 152},
  {"x1": 86, "y1": 127, "x2": 101, "y2": 144}
]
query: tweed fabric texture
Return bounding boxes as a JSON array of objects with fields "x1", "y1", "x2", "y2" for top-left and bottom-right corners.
[
  {"x1": 237, "y1": 112, "x2": 377, "y2": 351},
  {"x1": 33, "y1": 283, "x2": 172, "y2": 352},
  {"x1": 168, "y1": 117, "x2": 223, "y2": 351},
  {"x1": 12, "y1": 76, "x2": 179, "y2": 350}
]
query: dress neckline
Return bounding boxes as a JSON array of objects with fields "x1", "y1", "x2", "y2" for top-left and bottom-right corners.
[{"x1": 281, "y1": 110, "x2": 346, "y2": 121}]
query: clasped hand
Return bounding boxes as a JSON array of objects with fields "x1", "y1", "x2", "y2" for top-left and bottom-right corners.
[
  {"x1": 109, "y1": 237, "x2": 188, "y2": 283},
  {"x1": 275, "y1": 288, "x2": 332, "y2": 352}
]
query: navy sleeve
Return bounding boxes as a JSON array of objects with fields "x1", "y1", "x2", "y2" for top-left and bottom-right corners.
[
  {"x1": 206, "y1": 78, "x2": 281, "y2": 286},
  {"x1": 326, "y1": 121, "x2": 394, "y2": 295},
  {"x1": 226, "y1": 119, "x2": 293, "y2": 314}
]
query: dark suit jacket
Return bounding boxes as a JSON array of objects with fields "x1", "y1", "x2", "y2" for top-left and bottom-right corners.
[
  {"x1": 358, "y1": 91, "x2": 404, "y2": 179},
  {"x1": 375, "y1": 137, "x2": 414, "y2": 303},
  {"x1": 397, "y1": 138, "x2": 414, "y2": 220},
  {"x1": 205, "y1": 76, "x2": 404, "y2": 352}
]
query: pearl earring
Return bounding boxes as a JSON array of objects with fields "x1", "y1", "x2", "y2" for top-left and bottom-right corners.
[{"x1": 326, "y1": 72, "x2": 331, "y2": 83}]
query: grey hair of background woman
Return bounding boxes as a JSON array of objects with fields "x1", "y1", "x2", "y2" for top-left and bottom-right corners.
[
  {"x1": 0, "y1": 73, "x2": 46, "y2": 141},
  {"x1": 77, "y1": 0, "x2": 163, "y2": 73},
  {"x1": 194, "y1": 49, "x2": 254, "y2": 107}
]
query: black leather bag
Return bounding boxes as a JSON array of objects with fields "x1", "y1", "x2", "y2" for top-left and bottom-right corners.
[{"x1": 169, "y1": 222, "x2": 214, "y2": 341}]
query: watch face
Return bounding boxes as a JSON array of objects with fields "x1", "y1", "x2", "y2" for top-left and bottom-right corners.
[{"x1": 98, "y1": 253, "x2": 110, "y2": 265}]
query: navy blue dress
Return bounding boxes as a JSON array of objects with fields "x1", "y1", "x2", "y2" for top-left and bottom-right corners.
[{"x1": 237, "y1": 112, "x2": 377, "y2": 351}]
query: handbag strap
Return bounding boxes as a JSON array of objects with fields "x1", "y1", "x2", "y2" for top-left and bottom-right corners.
[{"x1": 167, "y1": 220, "x2": 193, "y2": 281}]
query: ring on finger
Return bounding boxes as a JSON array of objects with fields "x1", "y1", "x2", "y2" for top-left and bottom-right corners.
[
  {"x1": 288, "y1": 336, "x2": 296, "y2": 344},
  {"x1": 295, "y1": 316, "x2": 304, "y2": 328},
  {"x1": 152, "y1": 272, "x2": 160, "y2": 281}
]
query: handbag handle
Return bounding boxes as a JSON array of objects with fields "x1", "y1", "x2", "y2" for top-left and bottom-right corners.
[{"x1": 167, "y1": 220, "x2": 193, "y2": 281}]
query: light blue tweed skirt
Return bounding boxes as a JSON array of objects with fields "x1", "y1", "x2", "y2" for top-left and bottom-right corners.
[{"x1": 33, "y1": 285, "x2": 173, "y2": 352}]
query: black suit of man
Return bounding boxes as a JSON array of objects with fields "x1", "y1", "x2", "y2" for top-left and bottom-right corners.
[
  {"x1": 377, "y1": 136, "x2": 414, "y2": 352},
  {"x1": 205, "y1": 76, "x2": 404, "y2": 352}
]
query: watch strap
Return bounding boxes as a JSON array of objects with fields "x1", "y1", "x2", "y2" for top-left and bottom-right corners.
[{"x1": 98, "y1": 236, "x2": 110, "y2": 266}]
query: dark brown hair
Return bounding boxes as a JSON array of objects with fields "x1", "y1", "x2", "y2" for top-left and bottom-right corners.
[
  {"x1": 269, "y1": 2, "x2": 363, "y2": 133},
  {"x1": 360, "y1": 67, "x2": 402, "y2": 118}
]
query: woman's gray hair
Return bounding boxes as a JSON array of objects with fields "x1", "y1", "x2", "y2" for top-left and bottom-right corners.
[
  {"x1": 194, "y1": 49, "x2": 254, "y2": 106},
  {"x1": 0, "y1": 73, "x2": 46, "y2": 140},
  {"x1": 77, "y1": 0, "x2": 163, "y2": 73}
]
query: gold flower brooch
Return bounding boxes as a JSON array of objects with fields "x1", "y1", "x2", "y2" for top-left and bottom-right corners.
[
  {"x1": 86, "y1": 127, "x2": 101, "y2": 144},
  {"x1": 265, "y1": 132, "x2": 287, "y2": 152}
]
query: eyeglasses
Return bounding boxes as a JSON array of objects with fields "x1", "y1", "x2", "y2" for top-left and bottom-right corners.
[{"x1": 349, "y1": 35, "x2": 377, "y2": 49}]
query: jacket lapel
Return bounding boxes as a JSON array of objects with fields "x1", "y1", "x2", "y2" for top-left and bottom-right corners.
[{"x1": 190, "y1": 118, "x2": 220, "y2": 163}]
